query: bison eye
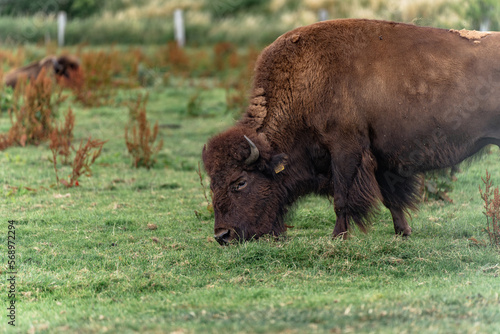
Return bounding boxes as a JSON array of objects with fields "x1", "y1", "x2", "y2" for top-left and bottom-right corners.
[{"x1": 232, "y1": 180, "x2": 247, "y2": 192}]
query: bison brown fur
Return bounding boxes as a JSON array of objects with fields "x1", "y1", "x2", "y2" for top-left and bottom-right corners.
[{"x1": 203, "y1": 19, "x2": 500, "y2": 245}]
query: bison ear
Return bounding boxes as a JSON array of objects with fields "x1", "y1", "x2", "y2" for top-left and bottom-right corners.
[
  {"x1": 269, "y1": 153, "x2": 288, "y2": 174},
  {"x1": 202, "y1": 145, "x2": 208, "y2": 163}
]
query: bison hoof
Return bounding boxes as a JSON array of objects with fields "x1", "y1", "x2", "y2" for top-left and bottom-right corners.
[{"x1": 395, "y1": 227, "x2": 412, "y2": 237}]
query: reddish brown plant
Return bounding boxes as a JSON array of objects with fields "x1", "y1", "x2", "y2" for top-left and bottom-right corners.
[
  {"x1": 5, "y1": 67, "x2": 65, "y2": 148},
  {"x1": 125, "y1": 94, "x2": 163, "y2": 169},
  {"x1": 49, "y1": 108, "x2": 76, "y2": 184},
  {"x1": 60, "y1": 137, "x2": 106, "y2": 188},
  {"x1": 70, "y1": 51, "x2": 115, "y2": 107},
  {"x1": 478, "y1": 170, "x2": 500, "y2": 247},
  {"x1": 213, "y1": 42, "x2": 235, "y2": 72}
]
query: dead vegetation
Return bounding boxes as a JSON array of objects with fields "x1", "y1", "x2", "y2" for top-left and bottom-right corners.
[
  {"x1": 0, "y1": 67, "x2": 65, "y2": 149},
  {"x1": 49, "y1": 108, "x2": 75, "y2": 185},
  {"x1": 60, "y1": 137, "x2": 106, "y2": 187},
  {"x1": 69, "y1": 51, "x2": 115, "y2": 107},
  {"x1": 125, "y1": 93, "x2": 163, "y2": 169},
  {"x1": 474, "y1": 170, "x2": 500, "y2": 248}
]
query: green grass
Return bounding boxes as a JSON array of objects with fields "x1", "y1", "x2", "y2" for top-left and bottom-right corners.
[{"x1": 0, "y1": 81, "x2": 499, "y2": 333}]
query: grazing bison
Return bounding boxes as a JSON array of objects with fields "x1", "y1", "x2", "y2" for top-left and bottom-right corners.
[
  {"x1": 4, "y1": 55, "x2": 80, "y2": 88},
  {"x1": 202, "y1": 19, "x2": 500, "y2": 245}
]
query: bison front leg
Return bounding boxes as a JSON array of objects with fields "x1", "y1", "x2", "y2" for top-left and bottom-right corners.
[
  {"x1": 331, "y1": 148, "x2": 382, "y2": 238},
  {"x1": 389, "y1": 207, "x2": 412, "y2": 236},
  {"x1": 375, "y1": 170, "x2": 420, "y2": 236},
  {"x1": 332, "y1": 210, "x2": 350, "y2": 238}
]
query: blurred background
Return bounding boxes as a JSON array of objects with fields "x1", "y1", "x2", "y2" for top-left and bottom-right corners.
[{"x1": 0, "y1": 0, "x2": 498, "y2": 47}]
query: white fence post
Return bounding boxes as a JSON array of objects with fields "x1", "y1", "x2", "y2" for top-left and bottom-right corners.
[
  {"x1": 174, "y1": 9, "x2": 185, "y2": 47},
  {"x1": 318, "y1": 9, "x2": 328, "y2": 21},
  {"x1": 57, "y1": 11, "x2": 67, "y2": 47},
  {"x1": 480, "y1": 18, "x2": 490, "y2": 32}
]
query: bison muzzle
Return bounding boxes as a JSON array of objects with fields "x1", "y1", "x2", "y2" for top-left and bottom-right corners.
[{"x1": 203, "y1": 19, "x2": 500, "y2": 245}]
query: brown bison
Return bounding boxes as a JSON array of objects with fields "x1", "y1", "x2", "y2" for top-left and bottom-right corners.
[
  {"x1": 3, "y1": 55, "x2": 80, "y2": 88},
  {"x1": 202, "y1": 19, "x2": 500, "y2": 245}
]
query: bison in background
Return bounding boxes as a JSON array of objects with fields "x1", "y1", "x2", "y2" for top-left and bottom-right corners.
[
  {"x1": 3, "y1": 55, "x2": 80, "y2": 88},
  {"x1": 203, "y1": 19, "x2": 500, "y2": 245}
]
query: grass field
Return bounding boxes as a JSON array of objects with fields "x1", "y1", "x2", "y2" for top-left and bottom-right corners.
[{"x1": 0, "y1": 69, "x2": 499, "y2": 333}]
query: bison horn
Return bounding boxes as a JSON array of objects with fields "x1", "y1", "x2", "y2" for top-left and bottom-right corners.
[
  {"x1": 244, "y1": 135, "x2": 260, "y2": 165},
  {"x1": 50, "y1": 58, "x2": 63, "y2": 73}
]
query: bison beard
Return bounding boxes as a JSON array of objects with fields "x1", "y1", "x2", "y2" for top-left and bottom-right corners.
[{"x1": 203, "y1": 19, "x2": 500, "y2": 244}]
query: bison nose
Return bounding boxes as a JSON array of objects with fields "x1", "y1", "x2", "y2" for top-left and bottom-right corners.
[{"x1": 214, "y1": 228, "x2": 233, "y2": 245}]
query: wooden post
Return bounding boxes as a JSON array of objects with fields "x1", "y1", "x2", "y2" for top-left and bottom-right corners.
[
  {"x1": 57, "y1": 11, "x2": 67, "y2": 47},
  {"x1": 174, "y1": 9, "x2": 185, "y2": 47}
]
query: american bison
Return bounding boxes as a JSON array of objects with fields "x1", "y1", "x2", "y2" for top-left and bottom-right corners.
[
  {"x1": 3, "y1": 55, "x2": 80, "y2": 88},
  {"x1": 202, "y1": 19, "x2": 500, "y2": 245}
]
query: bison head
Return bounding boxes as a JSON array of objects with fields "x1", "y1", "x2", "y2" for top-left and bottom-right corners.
[
  {"x1": 202, "y1": 127, "x2": 289, "y2": 245},
  {"x1": 53, "y1": 55, "x2": 80, "y2": 78}
]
